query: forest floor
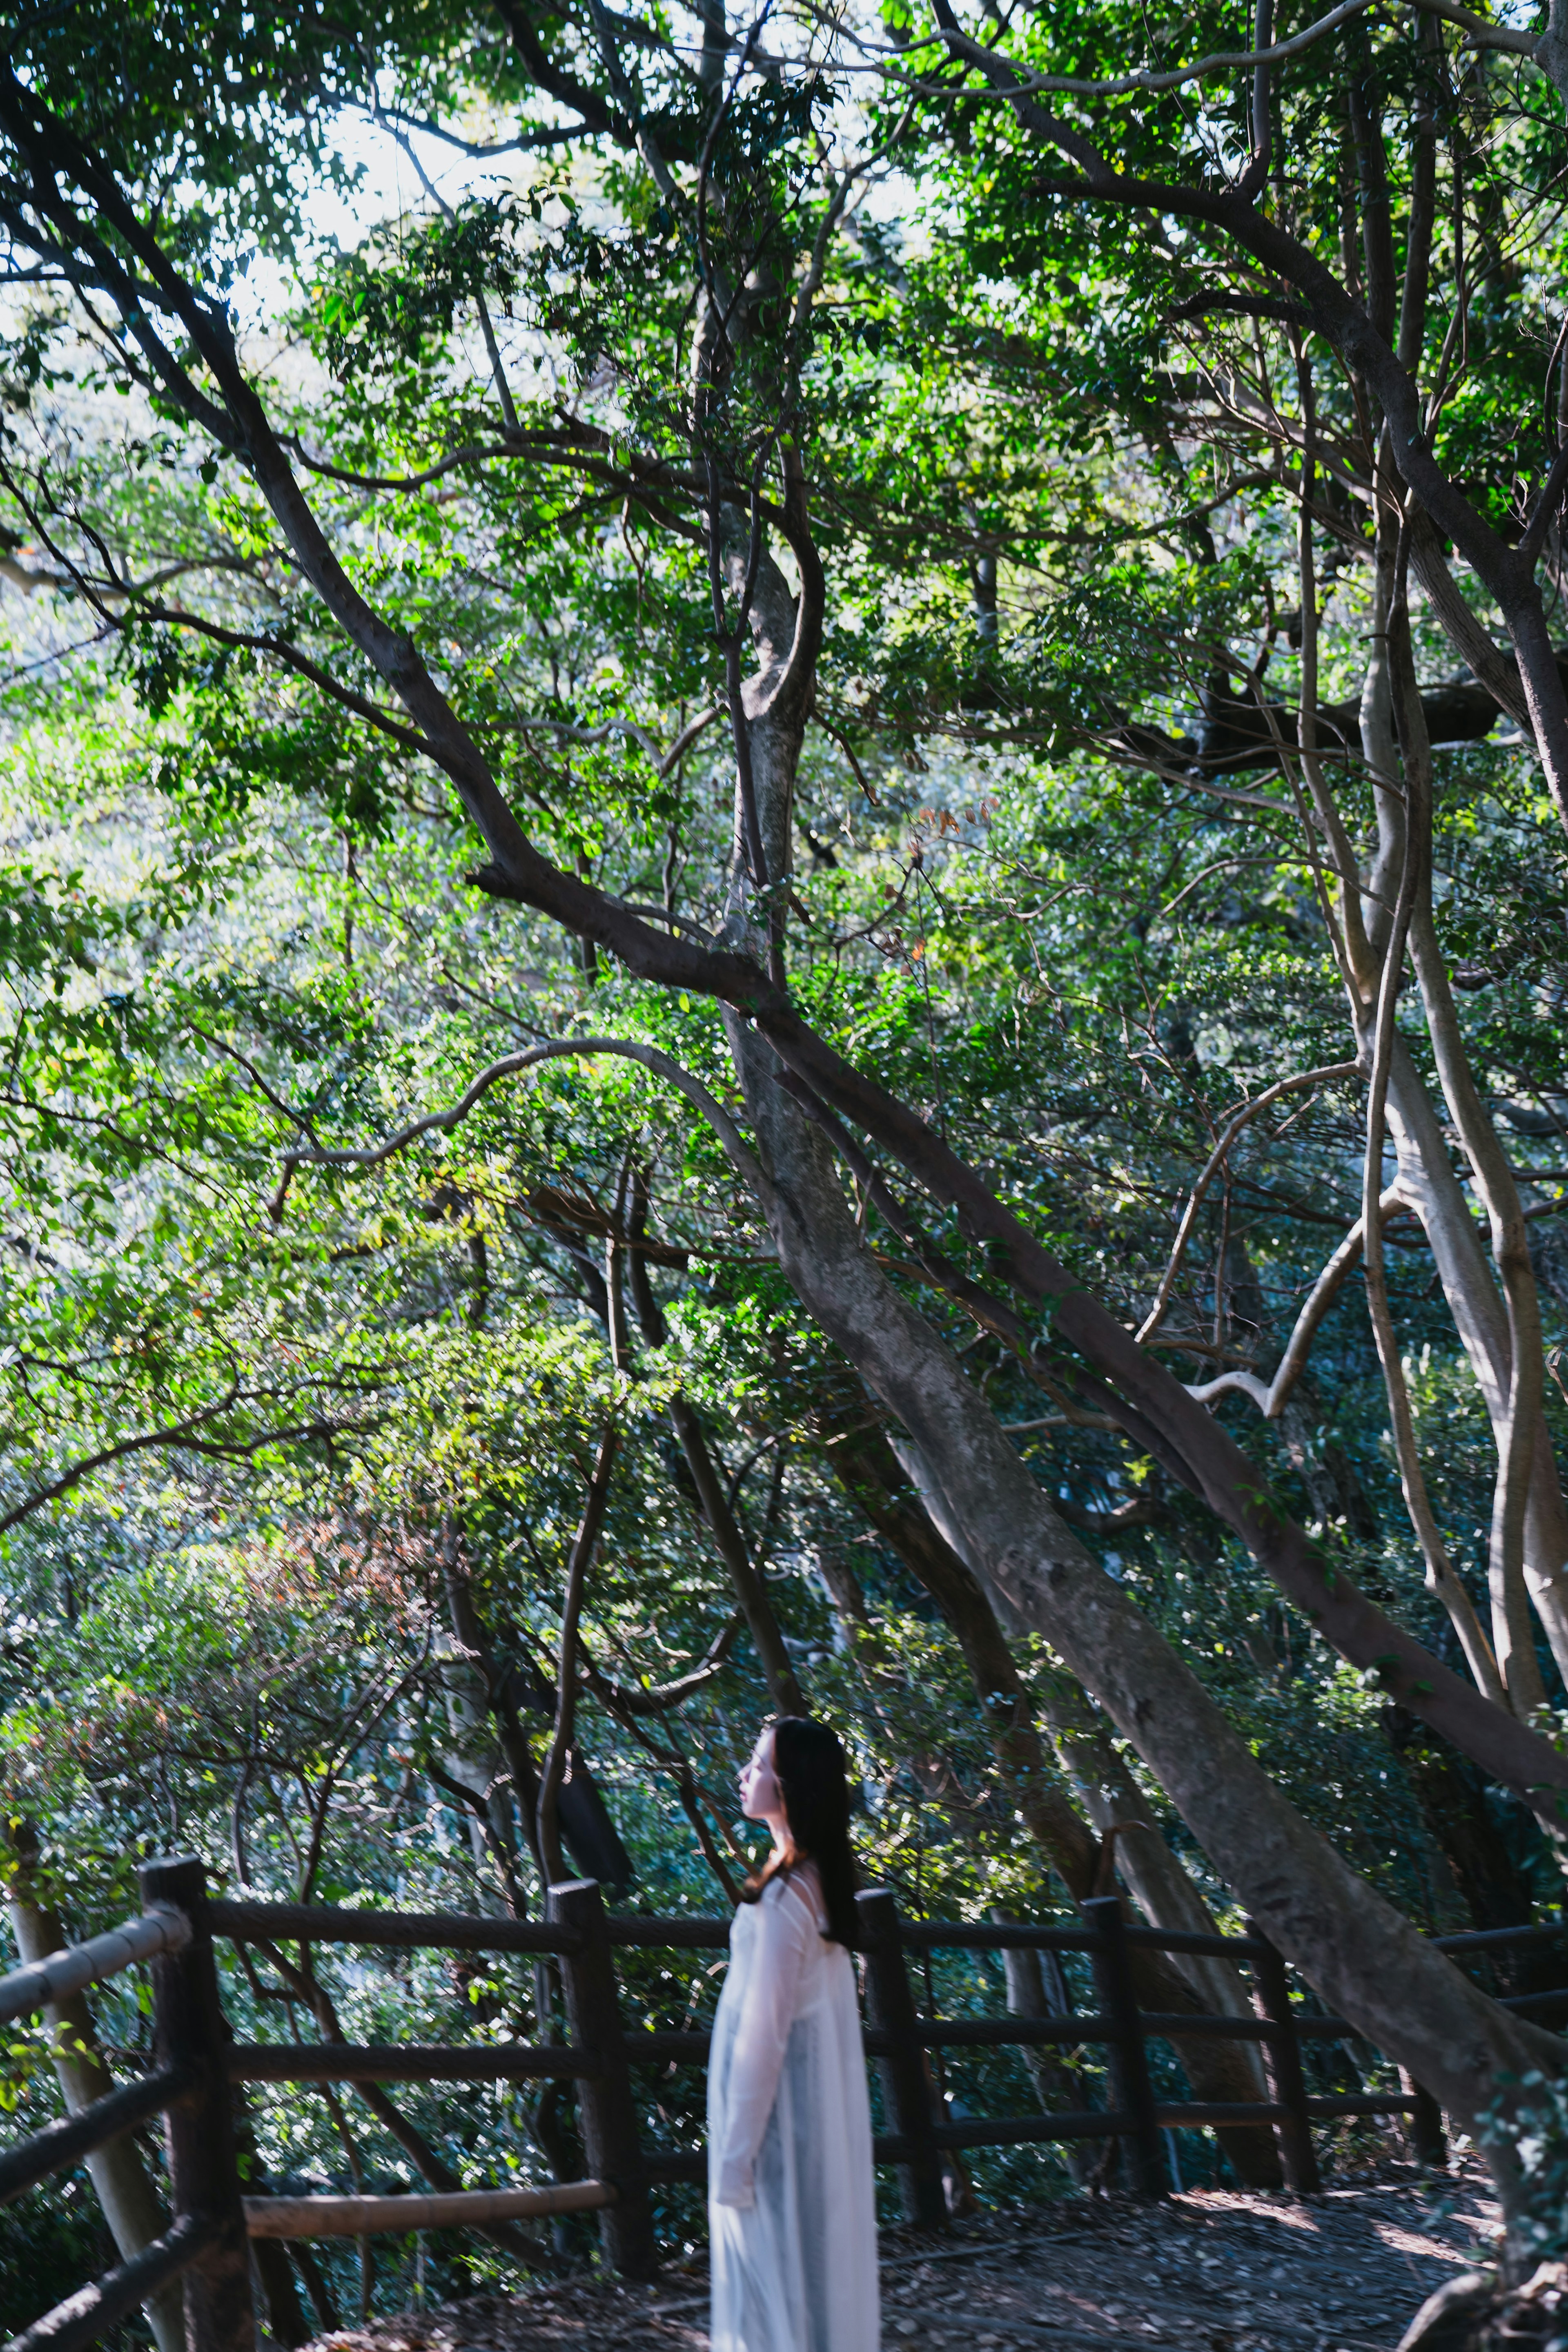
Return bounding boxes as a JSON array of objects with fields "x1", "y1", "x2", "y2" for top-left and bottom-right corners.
[{"x1": 303, "y1": 2162, "x2": 1500, "y2": 2352}]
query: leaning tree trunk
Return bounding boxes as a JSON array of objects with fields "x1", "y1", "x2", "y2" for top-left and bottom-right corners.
[
  {"x1": 822, "y1": 1426, "x2": 1283, "y2": 2185},
  {"x1": 734, "y1": 1003, "x2": 1560, "y2": 2205},
  {"x1": 1343, "y1": 548, "x2": 1568, "y2": 1698},
  {"x1": 713, "y1": 537, "x2": 1561, "y2": 2223}
]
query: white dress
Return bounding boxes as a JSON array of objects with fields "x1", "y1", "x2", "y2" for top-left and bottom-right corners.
[{"x1": 708, "y1": 1866, "x2": 879, "y2": 2352}]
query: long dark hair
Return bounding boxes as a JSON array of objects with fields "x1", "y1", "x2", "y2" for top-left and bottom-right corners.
[{"x1": 740, "y1": 1716, "x2": 859, "y2": 1947}]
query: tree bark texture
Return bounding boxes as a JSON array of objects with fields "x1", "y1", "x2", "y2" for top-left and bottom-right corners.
[
  {"x1": 823, "y1": 1426, "x2": 1281, "y2": 2184},
  {"x1": 690, "y1": 526, "x2": 1565, "y2": 2202},
  {"x1": 735, "y1": 1020, "x2": 1560, "y2": 2192}
]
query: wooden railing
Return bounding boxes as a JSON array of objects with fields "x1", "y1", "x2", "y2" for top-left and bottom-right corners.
[{"x1": 4, "y1": 1856, "x2": 1565, "y2": 2352}]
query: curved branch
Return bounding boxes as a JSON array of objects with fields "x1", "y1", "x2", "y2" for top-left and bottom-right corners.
[
  {"x1": 136, "y1": 605, "x2": 437, "y2": 759},
  {"x1": 766, "y1": 442, "x2": 828, "y2": 731},
  {"x1": 1357, "y1": 579, "x2": 1506, "y2": 1705},
  {"x1": 577, "y1": 1610, "x2": 743, "y2": 1714},
  {"x1": 490, "y1": 0, "x2": 637, "y2": 147},
  {"x1": 1183, "y1": 1186, "x2": 1405, "y2": 1414},
  {"x1": 918, "y1": 9, "x2": 1517, "y2": 594},
  {"x1": 1406, "y1": 512, "x2": 1532, "y2": 729},
  {"x1": 1408, "y1": 0, "x2": 1537, "y2": 53},
  {"x1": 1136, "y1": 1062, "x2": 1362, "y2": 1343},
  {"x1": 915, "y1": 0, "x2": 1532, "y2": 99},
  {"x1": 287, "y1": 437, "x2": 514, "y2": 493},
  {"x1": 0, "y1": 1397, "x2": 348, "y2": 1533},
  {"x1": 272, "y1": 1036, "x2": 771, "y2": 1211},
  {"x1": 923, "y1": 0, "x2": 1376, "y2": 101},
  {"x1": 610, "y1": 900, "x2": 719, "y2": 943},
  {"x1": 510, "y1": 702, "x2": 727, "y2": 776}
]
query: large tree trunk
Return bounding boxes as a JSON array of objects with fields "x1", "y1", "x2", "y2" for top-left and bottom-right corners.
[
  {"x1": 706, "y1": 543, "x2": 1556, "y2": 2211},
  {"x1": 1349, "y1": 530, "x2": 1567, "y2": 1699},
  {"x1": 991, "y1": 1917, "x2": 1096, "y2": 2185},
  {"x1": 731, "y1": 1017, "x2": 1559, "y2": 2207},
  {"x1": 823, "y1": 1425, "x2": 1283, "y2": 2186}
]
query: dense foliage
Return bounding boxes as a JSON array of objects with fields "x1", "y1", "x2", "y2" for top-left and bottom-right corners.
[{"x1": 7, "y1": 0, "x2": 1568, "y2": 2320}]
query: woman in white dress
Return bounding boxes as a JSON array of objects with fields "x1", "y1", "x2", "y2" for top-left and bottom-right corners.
[{"x1": 708, "y1": 1716, "x2": 879, "y2": 2352}]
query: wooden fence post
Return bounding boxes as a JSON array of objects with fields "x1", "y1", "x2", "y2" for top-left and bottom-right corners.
[
  {"x1": 140, "y1": 1856, "x2": 256, "y2": 2352},
  {"x1": 855, "y1": 1889, "x2": 946, "y2": 2229},
  {"x1": 1246, "y1": 1918, "x2": 1323, "y2": 2195},
  {"x1": 1399, "y1": 2068, "x2": 1448, "y2": 2171},
  {"x1": 1082, "y1": 1897, "x2": 1165, "y2": 2197},
  {"x1": 547, "y1": 1878, "x2": 657, "y2": 2278}
]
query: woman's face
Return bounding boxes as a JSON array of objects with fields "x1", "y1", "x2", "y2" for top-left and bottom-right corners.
[{"x1": 738, "y1": 1726, "x2": 786, "y2": 1827}]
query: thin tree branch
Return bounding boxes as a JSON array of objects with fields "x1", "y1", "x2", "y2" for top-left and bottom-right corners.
[
  {"x1": 272, "y1": 1036, "x2": 770, "y2": 1211},
  {"x1": 576, "y1": 1609, "x2": 743, "y2": 1714},
  {"x1": 1184, "y1": 1187, "x2": 1406, "y2": 1415},
  {"x1": 0, "y1": 1396, "x2": 352, "y2": 1532},
  {"x1": 1136, "y1": 1062, "x2": 1362, "y2": 1344},
  {"x1": 1356, "y1": 556, "x2": 1504, "y2": 1703},
  {"x1": 537, "y1": 1418, "x2": 620, "y2": 1887}
]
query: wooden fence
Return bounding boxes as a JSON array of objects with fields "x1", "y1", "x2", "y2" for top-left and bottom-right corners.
[{"x1": 3, "y1": 1855, "x2": 1565, "y2": 2352}]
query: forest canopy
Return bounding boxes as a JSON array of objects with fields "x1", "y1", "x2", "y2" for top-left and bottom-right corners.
[{"x1": 9, "y1": 0, "x2": 1568, "y2": 2312}]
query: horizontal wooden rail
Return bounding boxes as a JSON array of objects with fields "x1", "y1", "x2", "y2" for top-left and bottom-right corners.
[
  {"x1": 604, "y1": 1916, "x2": 731, "y2": 1950},
  {"x1": 1305, "y1": 2092, "x2": 1417, "y2": 2118},
  {"x1": 1431, "y1": 1920, "x2": 1567, "y2": 1951},
  {"x1": 910, "y1": 2015, "x2": 1085, "y2": 2053},
  {"x1": 228, "y1": 2042, "x2": 595, "y2": 2084},
  {"x1": 2, "y1": 2213, "x2": 217, "y2": 2352},
  {"x1": 900, "y1": 1919, "x2": 1099, "y2": 1953},
  {"x1": 1154, "y1": 2101, "x2": 1290, "y2": 2128},
  {"x1": 0, "y1": 2063, "x2": 190, "y2": 2208},
  {"x1": 930, "y1": 2111, "x2": 1127, "y2": 2150},
  {"x1": 205, "y1": 1897, "x2": 579, "y2": 1956},
  {"x1": 864, "y1": 2077, "x2": 1399, "y2": 2159},
  {"x1": 624, "y1": 2029, "x2": 710, "y2": 2063},
  {"x1": 208, "y1": 1897, "x2": 735, "y2": 1956},
  {"x1": 244, "y1": 2178, "x2": 616, "y2": 2239},
  {"x1": 898, "y1": 1919, "x2": 1267, "y2": 1960},
  {"x1": 1121, "y1": 1926, "x2": 1266, "y2": 1959},
  {"x1": 202, "y1": 1893, "x2": 1567, "y2": 1963},
  {"x1": 630, "y1": 2010, "x2": 1290, "y2": 2064},
  {"x1": 0, "y1": 1908, "x2": 191, "y2": 2027},
  {"x1": 1498, "y1": 1987, "x2": 1568, "y2": 2015}
]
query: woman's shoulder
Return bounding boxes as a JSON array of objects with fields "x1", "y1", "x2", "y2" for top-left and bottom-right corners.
[{"x1": 767, "y1": 1859, "x2": 826, "y2": 1933}]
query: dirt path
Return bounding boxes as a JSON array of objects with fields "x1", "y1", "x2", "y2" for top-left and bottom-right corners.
[{"x1": 306, "y1": 2168, "x2": 1499, "y2": 2352}]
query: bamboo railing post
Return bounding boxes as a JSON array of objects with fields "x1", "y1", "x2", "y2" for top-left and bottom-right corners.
[
  {"x1": 855, "y1": 1889, "x2": 946, "y2": 2228},
  {"x1": 140, "y1": 1856, "x2": 257, "y2": 2352},
  {"x1": 1082, "y1": 1897, "x2": 1165, "y2": 2197},
  {"x1": 1246, "y1": 1917, "x2": 1323, "y2": 2194},
  {"x1": 547, "y1": 1878, "x2": 657, "y2": 2278}
]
